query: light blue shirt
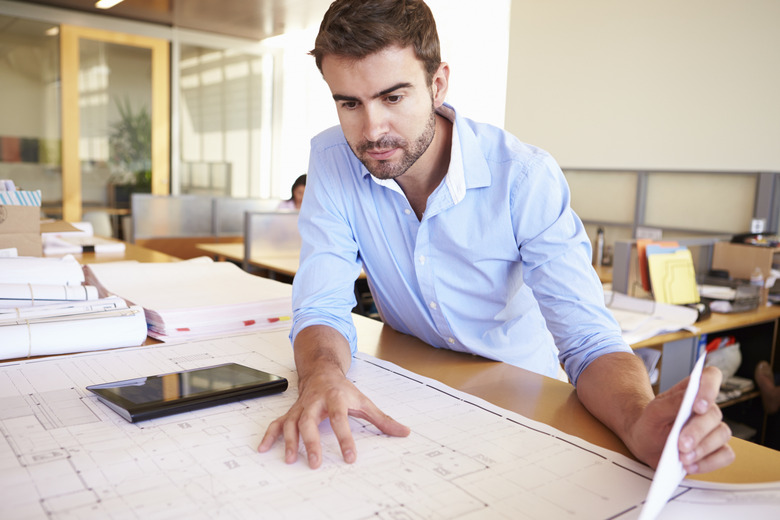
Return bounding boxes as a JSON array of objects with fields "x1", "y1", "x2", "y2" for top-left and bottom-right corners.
[{"x1": 292, "y1": 104, "x2": 631, "y2": 385}]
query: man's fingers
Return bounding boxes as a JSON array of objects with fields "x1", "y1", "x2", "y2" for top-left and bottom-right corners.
[
  {"x1": 679, "y1": 399, "x2": 733, "y2": 473},
  {"x1": 681, "y1": 420, "x2": 732, "y2": 468},
  {"x1": 370, "y1": 411, "x2": 411, "y2": 438},
  {"x1": 298, "y1": 410, "x2": 325, "y2": 469},
  {"x1": 351, "y1": 400, "x2": 411, "y2": 438},
  {"x1": 692, "y1": 366, "x2": 722, "y2": 414},
  {"x1": 684, "y1": 443, "x2": 736, "y2": 474},
  {"x1": 282, "y1": 415, "x2": 303, "y2": 465},
  {"x1": 257, "y1": 417, "x2": 283, "y2": 453},
  {"x1": 329, "y1": 412, "x2": 358, "y2": 464}
]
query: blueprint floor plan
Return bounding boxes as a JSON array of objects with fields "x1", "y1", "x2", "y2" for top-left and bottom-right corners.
[{"x1": 1, "y1": 330, "x2": 778, "y2": 519}]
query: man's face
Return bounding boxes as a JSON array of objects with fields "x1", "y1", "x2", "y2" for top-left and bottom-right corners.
[{"x1": 322, "y1": 46, "x2": 443, "y2": 180}]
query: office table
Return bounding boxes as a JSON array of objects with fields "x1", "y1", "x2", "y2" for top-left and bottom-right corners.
[
  {"x1": 196, "y1": 242, "x2": 299, "y2": 278},
  {"x1": 351, "y1": 314, "x2": 780, "y2": 485},
  {"x1": 43, "y1": 241, "x2": 181, "y2": 264},
  {"x1": 195, "y1": 242, "x2": 368, "y2": 281},
  {"x1": 31, "y1": 241, "x2": 780, "y2": 485}
]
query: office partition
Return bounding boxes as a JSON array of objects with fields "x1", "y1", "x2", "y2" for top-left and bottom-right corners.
[
  {"x1": 214, "y1": 198, "x2": 280, "y2": 237},
  {"x1": 131, "y1": 194, "x2": 213, "y2": 241},
  {"x1": 243, "y1": 211, "x2": 301, "y2": 272}
]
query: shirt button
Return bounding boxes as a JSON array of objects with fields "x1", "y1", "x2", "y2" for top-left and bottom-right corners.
[
  {"x1": 447, "y1": 337, "x2": 455, "y2": 344},
  {"x1": 404, "y1": 208, "x2": 412, "y2": 215},
  {"x1": 419, "y1": 255, "x2": 426, "y2": 265},
  {"x1": 429, "y1": 301, "x2": 438, "y2": 310}
]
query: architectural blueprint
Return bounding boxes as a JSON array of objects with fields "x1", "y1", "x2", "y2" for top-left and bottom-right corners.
[{"x1": 1, "y1": 330, "x2": 779, "y2": 519}]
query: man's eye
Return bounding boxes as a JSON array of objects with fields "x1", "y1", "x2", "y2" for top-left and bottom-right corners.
[
  {"x1": 386, "y1": 95, "x2": 402, "y2": 104},
  {"x1": 340, "y1": 101, "x2": 358, "y2": 110}
]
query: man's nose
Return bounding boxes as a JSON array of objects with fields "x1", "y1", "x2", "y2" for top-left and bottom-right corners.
[{"x1": 363, "y1": 104, "x2": 389, "y2": 143}]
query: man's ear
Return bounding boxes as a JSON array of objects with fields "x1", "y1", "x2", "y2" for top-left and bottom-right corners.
[{"x1": 431, "y1": 62, "x2": 450, "y2": 107}]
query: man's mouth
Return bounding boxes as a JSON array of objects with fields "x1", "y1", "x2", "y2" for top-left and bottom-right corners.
[{"x1": 366, "y1": 148, "x2": 397, "y2": 161}]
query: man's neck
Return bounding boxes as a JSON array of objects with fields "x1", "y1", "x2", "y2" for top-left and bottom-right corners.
[{"x1": 396, "y1": 113, "x2": 453, "y2": 220}]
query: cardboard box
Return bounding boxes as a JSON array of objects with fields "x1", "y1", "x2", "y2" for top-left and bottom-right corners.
[
  {"x1": 0, "y1": 204, "x2": 42, "y2": 256},
  {"x1": 711, "y1": 241, "x2": 780, "y2": 306},
  {"x1": 712, "y1": 242, "x2": 779, "y2": 280}
]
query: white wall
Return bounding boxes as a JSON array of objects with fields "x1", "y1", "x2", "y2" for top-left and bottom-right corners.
[{"x1": 506, "y1": 0, "x2": 780, "y2": 171}]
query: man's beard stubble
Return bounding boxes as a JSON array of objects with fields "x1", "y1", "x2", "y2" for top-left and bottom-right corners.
[{"x1": 353, "y1": 108, "x2": 436, "y2": 180}]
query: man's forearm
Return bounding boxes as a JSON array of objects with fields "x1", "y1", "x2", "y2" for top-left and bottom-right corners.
[
  {"x1": 575, "y1": 352, "x2": 655, "y2": 458},
  {"x1": 293, "y1": 325, "x2": 354, "y2": 391}
]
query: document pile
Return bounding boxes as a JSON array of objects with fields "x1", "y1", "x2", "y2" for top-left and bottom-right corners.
[
  {"x1": 83, "y1": 257, "x2": 293, "y2": 341},
  {"x1": 42, "y1": 221, "x2": 126, "y2": 255},
  {"x1": 605, "y1": 290, "x2": 699, "y2": 345},
  {"x1": 0, "y1": 255, "x2": 147, "y2": 360}
]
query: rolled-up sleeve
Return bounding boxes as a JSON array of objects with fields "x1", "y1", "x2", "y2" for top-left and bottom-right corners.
[{"x1": 289, "y1": 133, "x2": 364, "y2": 355}]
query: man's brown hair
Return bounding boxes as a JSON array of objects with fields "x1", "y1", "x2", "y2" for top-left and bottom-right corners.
[{"x1": 311, "y1": 0, "x2": 441, "y2": 84}]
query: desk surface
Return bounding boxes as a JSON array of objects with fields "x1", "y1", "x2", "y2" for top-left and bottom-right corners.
[
  {"x1": 632, "y1": 303, "x2": 780, "y2": 349},
  {"x1": 196, "y1": 242, "x2": 368, "y2": 280},
  {"x1": 44, "y1": 241, "x2": 181, "y2": 264},
  {"x1": 352, "y1": 314, "x2": 780, "y2": 484},
  {"x1": 196, "y1": 242, "x2": 299, "y2": 277},
  {"x1": 33, "y1": 242, "x2": 780, "y2": 484}
]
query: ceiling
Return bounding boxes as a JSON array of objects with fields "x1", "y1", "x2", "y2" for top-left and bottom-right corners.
[{"x1": 12, "y1": 0, "x2": 332, "y2": 41}]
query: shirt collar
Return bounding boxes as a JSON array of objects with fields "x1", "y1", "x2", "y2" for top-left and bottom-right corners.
[{"x1": 364, "y1": 103, "x2": 489, "y2": 203}]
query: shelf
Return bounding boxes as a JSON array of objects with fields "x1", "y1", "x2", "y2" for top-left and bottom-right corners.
[{"x1": 718, "y1": 390, "x2": 760, "y2": 409}]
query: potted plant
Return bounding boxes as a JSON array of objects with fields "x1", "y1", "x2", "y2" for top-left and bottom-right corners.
[{"x1": 108, "y1": 96, "x2": 152, "y2": 208}]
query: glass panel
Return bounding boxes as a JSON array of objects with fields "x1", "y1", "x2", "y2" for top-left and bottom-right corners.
[
  {"x1": 644, "y1": 172, "x2": 756, "y2": 234},
  {"x1": 79, "y1": 39, "x2": 152, "y2": 234},
  {"x1": 0, "y1": 15, "x2": 61, "y2": 215},
  {"x1": 179, "y1": 45, "x2": 265, "y2": 198}
]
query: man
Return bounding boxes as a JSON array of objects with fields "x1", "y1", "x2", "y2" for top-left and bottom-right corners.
[{"x1": 259, "y1": 0, "x2": 734, "y2": 474}]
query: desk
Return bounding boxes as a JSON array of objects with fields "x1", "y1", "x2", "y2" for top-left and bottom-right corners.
[
  {"x1": 196, "y1": 242, "x2": 368, "y2": 281},
  {"x1": 594, "y1": 263, "x2": 613, "y2": 284},
  {"x1": 43, "y1": 241, "x2": 181, "y2": 264},
  {"x1": 352, "y1": 314, "x2": 780, "y2": 484},
  {"x1": 196, "y1": 242, "x2": 299, "y2": 278},
  {"x1": 30, "y1": 243, "x2": 780, "y2": 485}
]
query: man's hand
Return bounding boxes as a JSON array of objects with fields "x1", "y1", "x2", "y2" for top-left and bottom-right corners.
[
  {"x1": 577, "y1": 352, "x2": 735, "y2": 474},
  {"x1": 257, "y1": 325, "x2": 410, "y2": 469},
  {"x1": 628, "y1": 365, "x2": 735, "y2": 473}
]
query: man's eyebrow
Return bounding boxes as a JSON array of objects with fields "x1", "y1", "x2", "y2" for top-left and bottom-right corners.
[
  {"x1": 332, "y1": 82, "x2": 414, "y2": 103},
  {"x1": 375, "y1": 82, "x2": 413, "y2": 98}
]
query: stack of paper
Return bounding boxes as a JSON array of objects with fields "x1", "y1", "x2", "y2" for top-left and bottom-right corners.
[
  {"x1": 0, "y1": 256, "x2": 147, "y2": 360},
  {"x1": 83, "y1": 257, "x2": 293, "y2": 341},
  {"x1": 605, "y1": 290, "x2": 698, "y2": 345},
  {"x1": 42, "y1": 222, "x2": 126, "y2": 255}
]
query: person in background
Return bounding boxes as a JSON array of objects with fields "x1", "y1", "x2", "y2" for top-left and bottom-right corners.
[
  {"x1": 278, "y1": 174, "x2": 307, "y2": 210},
  {"x1": 259, "y1": 0, "x2": 734, "y2": 475}
]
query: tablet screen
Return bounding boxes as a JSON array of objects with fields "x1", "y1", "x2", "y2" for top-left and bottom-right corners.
[{"x1": 88, "y1": 363, "x2": 284, "y2": 407}]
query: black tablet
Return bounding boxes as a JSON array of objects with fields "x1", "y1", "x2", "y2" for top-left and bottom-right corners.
[{"x1": 87, "y1": 363, "x2": 288, "y2": 423}]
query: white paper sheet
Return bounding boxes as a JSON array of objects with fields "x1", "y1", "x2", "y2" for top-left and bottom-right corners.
[
  {"x1": 605, "y1": 290, "x2": 699, "y2": 344},
  {"x1": 1, "y1": 331, "x2": 778, "y2": 519},
  {"x1": 638, "y1": 353, "x2": 706, "y2": 520}
]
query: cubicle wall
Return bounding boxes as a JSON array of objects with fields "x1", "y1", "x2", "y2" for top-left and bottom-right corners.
[
  {"x1": 564, "y1": 169, "x2": 778, "y2": 263},
  {"x1": 243, "y1": 211, "x2": 301, "y2": 266},
  {"x1": 215, "y1": 198, "x2": 280, "y2": 237},
  {"x1": 131, "y1": 194, "x2": 281, "y2": 259}
]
